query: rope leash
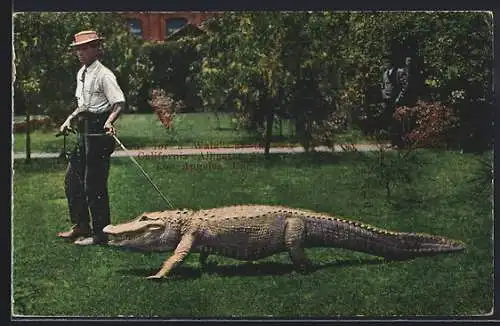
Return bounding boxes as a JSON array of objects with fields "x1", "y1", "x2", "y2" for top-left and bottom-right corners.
[{"x1": 56, "y1": 128, "x2": 176, "y2": 209}]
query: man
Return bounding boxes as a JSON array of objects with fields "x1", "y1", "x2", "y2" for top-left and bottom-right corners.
[
  {"x1": 381, "y1": 59, "x2": 402, "y2": 110},
  {"x1": 397, "y1": 56, "x2": 422, "y2": 107},
  {"x1": 57, "y1": 30, "x2": 125, "y2": 245},
  {"x1": 380, "y1": 58, "x2": 404, "y2": 147},
  {"x1": 396, "y1": 56, "x2": 411, "y2": 107}
]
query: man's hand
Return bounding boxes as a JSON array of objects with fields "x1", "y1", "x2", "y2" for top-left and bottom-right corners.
[
  {"x1": 59, "y1": 120, "x2": 73, "y2": 133},
  {"x1": 104, "y1": 122, "x2": 116, "y2": 136},
  {"x1": 104, "y1": 103, "x2": 123, "y2": 136}
]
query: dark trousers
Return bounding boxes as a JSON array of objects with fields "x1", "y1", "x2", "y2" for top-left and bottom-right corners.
[
  {"x1": 64, "y1": 112, "x2": 115, "y2": 238},
  {"x1": 382, "y1": 98, "x2": 404, "y2": 147}
]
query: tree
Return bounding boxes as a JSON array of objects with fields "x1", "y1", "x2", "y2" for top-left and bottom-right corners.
[
  {"x1": 193, "y1": 12, "x2": 348, "y2": 156},
  {"x1": 137, "y1": 38, "x2": 202, "y2": 113},
  {"x1": 13, "y1": 12, "x2": 152, "y2": 162},
  {"x1": 337, "y1": 12, "x2": 493, "y2": 151}
]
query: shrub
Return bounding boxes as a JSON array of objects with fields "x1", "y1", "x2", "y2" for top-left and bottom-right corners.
[
  {"x1": 357, "y1": 131, "x2": 425, "y2": 200},
  {"x1": 351, "y1": 103, "x2": 386, "y2": 137},
  {"x1": 393, "y1": 100, "x2": 459, "y2": 149},
  {"x1": 13, "y1": 116, "x2": 54, "y2": 133},
  {"x1": 147, "y1": 89, "x2": 184, "y2": 129},
  {"x1": 310, "y1": 111, "x2": 349, "y2": 149},
  {"x1": 450, "y1": 92, "x2": 493, "y2": 153}
]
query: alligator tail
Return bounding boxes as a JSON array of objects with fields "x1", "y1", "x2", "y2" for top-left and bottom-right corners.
[{"x1": 304, "y1": 216, "x2": 466, "y2": 260}]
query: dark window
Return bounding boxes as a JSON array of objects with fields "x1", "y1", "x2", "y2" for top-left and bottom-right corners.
[
  {"x1": 165, "y1": 18, "x2": 187, "y2": 37},
  {"x1": 126, "y1": 19, "x2": 143, "y2": 37}
]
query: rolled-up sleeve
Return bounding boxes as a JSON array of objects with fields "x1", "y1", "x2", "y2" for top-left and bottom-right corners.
[{"x1": 102, "y1": 73, "x2": 125, "y2": 106}]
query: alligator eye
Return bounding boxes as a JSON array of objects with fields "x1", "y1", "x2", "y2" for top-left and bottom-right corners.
[{"x1": 139, "y1": 215, "x2": 148, "y2": 221}]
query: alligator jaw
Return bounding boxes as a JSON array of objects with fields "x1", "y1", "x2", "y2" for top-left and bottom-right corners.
[
  {"x1": 103, "y1": 223, "x2": 164, "y2": 247},
  {"x1": 103, "y1": 224, "x2": 139, "y2": 246}
]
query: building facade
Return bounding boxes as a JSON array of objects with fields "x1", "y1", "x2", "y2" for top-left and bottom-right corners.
[{"x1": 119, "y1": 12, "x2": 219, "y2": 41}]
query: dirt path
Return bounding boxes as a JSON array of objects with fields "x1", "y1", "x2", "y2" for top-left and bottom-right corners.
[{"x1": 12, "y1": 143, "x2": 389, "y2": 160}]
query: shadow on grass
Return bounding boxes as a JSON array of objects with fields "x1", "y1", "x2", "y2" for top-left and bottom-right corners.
[
  {"x1": 214, "y1": 127, "x2": 238, "y2": 131},
  {"x1": 114, "y1": 134, "x2": 286, "y2": 149},
  {"x1": 13, "y1": 158, "x2": 68, "y2": 174},
  {"x1": 115, "y1": 257, "x2": 386, "y2": 280},
  {"x1": 232, "y1": 151, "x2": 374, "y2": 169},
  {"x1": 13, "y1": 146, "x2": 377, "y2": 175}
]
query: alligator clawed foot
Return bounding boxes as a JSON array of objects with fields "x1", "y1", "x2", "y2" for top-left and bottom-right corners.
[{"x1": 146, "y1": 274, "x2": 165, "y2": 280}]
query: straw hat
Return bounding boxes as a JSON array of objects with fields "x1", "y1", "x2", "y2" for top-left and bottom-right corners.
[{"x1": 70, "y1": 30, "x2": 104, "y2": 47}]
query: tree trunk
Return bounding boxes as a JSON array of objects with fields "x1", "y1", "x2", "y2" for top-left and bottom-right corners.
[
  {"x1": 214, "y1": 111, "x2": 221, "y2": 130},
  {"x1": 302, "y1": 114, "x2": 313, "y2": 153},
  {"x1": 264, "y1": 104, "x2": 274, "y2": 160},
  {"x1": 25, "y1": 111, "x2": 31, "y2": 164},
  {"x1": 295, "y1": 117, "x2": 304, "y2": 137},
  {"x1": 307, "y1": 117, "x2": 313, "y2": 152}
]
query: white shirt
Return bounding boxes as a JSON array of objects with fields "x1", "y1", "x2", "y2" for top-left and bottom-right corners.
[{"x1": 75, "y1": 60, "x2": 125, "y2": 114}]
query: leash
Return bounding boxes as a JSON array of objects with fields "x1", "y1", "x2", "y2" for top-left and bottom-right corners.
[
  {"x1": 111, "y1": 134, "x2": 175, "y2": 209},
  {"x1": 56, "y1": 128, "x2": 175, "y2": 209}
]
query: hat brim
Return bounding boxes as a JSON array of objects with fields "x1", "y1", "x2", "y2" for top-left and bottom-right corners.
[{"x1": 69, "y1": 37, "x2": 104, "y2": 47}]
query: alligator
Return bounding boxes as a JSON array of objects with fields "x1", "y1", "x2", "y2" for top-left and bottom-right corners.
[{"x1": 102, "y1": 205, "x2": 466, "y2": 279}]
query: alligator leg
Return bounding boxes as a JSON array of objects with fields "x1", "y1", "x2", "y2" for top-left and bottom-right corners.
[
  {"x1": 146, "y1": 233, "x2": 196, "y2": 279},
  {"x1": 284, "y1": 217, "x2": 313, "y2": 273}
]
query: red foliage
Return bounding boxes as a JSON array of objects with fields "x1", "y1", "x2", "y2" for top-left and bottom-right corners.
[
  {"x1": 147, "y1": 89, "x2": 184, "y2": 129},
  {"x1": 154, "y1": 110, "x2": 174, "y2": 129},
  {"x1": 393, "y1": 100, "x2": 459, "y2": 148},
  {"x1": 13, "y1": 117, "x2": 53, "y2": 133}
]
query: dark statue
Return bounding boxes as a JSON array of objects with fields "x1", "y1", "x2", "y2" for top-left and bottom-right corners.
[{"x1": 379, "y1": 56, "x2": 424, "y2": 147}]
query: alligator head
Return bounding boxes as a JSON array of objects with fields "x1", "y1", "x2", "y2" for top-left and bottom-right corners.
[{"x1": 103, "y1": 210, "x2": 191, "y2": 251}]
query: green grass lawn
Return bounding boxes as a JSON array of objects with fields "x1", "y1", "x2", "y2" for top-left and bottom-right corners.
[
  {"x1": 13, "y1": 112, "x2": 372, "y2": 153},
  {"x1": 12, "y1": 150, "x2": 492, "y2": 317}
]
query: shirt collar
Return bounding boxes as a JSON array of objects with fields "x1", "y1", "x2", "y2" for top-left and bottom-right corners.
[{"x1": 84, "y1": 59, "x2": 101, "y2": 72}]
